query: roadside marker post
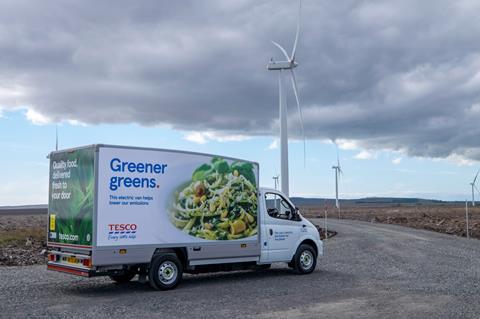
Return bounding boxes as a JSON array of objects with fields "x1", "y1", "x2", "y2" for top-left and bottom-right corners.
[
  {"x1": 465, "y1": 200, "x2": 470, "y2": 239},
  {"x1": 324, "y1": 201, "x2": 328, "y2": 240}
]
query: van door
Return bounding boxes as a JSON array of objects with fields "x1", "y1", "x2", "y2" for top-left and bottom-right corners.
[{"x1": 263, "y1": 192, "x2": 302, "y2": 262}]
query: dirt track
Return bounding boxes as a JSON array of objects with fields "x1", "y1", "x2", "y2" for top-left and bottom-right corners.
[{"x1": 1, "y1": 219, "x2": 479, "y2": 318}]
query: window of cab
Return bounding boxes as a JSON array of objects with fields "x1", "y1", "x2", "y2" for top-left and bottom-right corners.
[{"x1": 265, "y1": 192, "x2": 301, "y2": 221}]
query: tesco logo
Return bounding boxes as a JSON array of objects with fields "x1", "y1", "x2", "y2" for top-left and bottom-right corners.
[{"x1": 108, "y1": 223, "x2": 137, "y2": 231}]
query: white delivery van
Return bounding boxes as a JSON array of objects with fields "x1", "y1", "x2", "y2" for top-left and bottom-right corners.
[{"x1": 47, "y1": 144, "x2": 322, "y2": 290}]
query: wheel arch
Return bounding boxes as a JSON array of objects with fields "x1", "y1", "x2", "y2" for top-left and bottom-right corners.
[
  {"x1": 297, "y1": 239, "x2": 318, "y2": 257},
  {"x1": 152, "y1": 247, "x2": 188, "y2": 268}
]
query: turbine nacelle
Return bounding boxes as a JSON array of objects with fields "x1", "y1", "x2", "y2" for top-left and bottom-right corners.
[
  {"x1": 332, "y1": 165, "x2": 343, "y2": 176},
  {"x1": 267, "y1": 60, "x2": 298, "y2": 70},
  {"x1": 333, "y1": 152, "x2": 343, "y2": 174}
]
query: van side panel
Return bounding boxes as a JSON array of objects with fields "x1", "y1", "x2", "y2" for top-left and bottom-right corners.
[{"x1": 93, "y1": 145, "x2": 261, "y2": 264}]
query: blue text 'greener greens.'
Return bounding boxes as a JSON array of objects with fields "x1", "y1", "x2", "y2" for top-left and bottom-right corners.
[{"x1": 109, "y1": 158, "x2": 167, "y2": 191}]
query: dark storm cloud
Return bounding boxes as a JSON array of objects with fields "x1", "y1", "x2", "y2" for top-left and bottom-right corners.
[{"x1": 2, "y1": 0, "x2": 480, "y2": 160}]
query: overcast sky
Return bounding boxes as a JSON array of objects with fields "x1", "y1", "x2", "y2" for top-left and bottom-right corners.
[{"x1": 1, "y1": 0, "x2": 480, "y2": 204}]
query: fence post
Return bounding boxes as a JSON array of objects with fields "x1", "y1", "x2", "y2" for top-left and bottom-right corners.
[
  {"x1": 465, "y1": 200, "x2": 470, "y2": 239},
  {"x1": 324, "y1": 205, "x2": 328, "y2": 240}
]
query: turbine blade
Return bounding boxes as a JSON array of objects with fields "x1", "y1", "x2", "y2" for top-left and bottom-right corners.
[
  {"x1": 336, "y1": 146, "x2": 341, "y2": 169},
  {"x1": 290, "y1": 69, "x2": 306, "y2": 167},
  {"x1": 271, "y1": 41, "x2": 290, "y2": 61},
  {"x1": 474, "y1": 170, "x2": 480, "y2": 184},
  {"x1": 475, "y1": 184, "x2": 480, "y2": 195},
  {"x1": 291, "y1": 0, "x2": 301, "y2": 61}
]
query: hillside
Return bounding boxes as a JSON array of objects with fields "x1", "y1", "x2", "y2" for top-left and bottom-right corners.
[{"x1": 291, "y1": 197, "x2": 450, "y2": 207}]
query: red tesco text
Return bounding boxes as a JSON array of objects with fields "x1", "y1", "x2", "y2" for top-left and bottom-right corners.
[{"x1": 108, "y1": 224, "x2": 137, "y2": 231}]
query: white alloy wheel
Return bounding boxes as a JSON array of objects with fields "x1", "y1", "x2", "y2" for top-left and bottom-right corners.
[
  {"x1": 158, "y1": 261, "x2": 178, "y2": 285},
  {"x1": 300, "y1": 250, "x2": 314, "y2": 271}
]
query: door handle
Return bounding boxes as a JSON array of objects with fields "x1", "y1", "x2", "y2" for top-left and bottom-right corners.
[
  {"x1": 269, "y1": 229, "x2": 273, "y2": 236},
  {"x1": 302, "y1": 224, "x2": 306, "y2": 228}
]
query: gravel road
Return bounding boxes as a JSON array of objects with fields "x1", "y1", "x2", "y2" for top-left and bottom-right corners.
[{"x1": 0, "y1": 219, "x2": 479, "y2": 319}]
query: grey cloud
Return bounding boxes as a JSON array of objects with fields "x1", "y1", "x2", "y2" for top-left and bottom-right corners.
[{"x1": 1, "y1": 0, "x2": 480, "y2": 160}]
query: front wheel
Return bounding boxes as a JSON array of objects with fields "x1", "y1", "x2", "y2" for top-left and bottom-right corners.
[
  {"x1": 292, "y1": 244, "x2": 317, "y2": 274},
  {"x1": 149, "y1": 254, "x2": 183, "y2": 290}
]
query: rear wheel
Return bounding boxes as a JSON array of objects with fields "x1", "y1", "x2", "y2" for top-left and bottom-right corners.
[
  {"x1": 292, "y1": 244, "x2": 317, "y2": 274},
  {"x1": 149, "y1": 254, "x2": 183, "y2": 290}
]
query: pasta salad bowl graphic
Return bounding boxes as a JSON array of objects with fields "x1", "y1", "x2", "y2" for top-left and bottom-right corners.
[{"x1": 169, "y1": 157, "x2": 258, "y2": 240}]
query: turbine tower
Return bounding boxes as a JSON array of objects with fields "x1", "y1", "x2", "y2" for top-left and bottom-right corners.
[
  {"x1": 267, "y1": 0, "x2": 305, "y2": 197},
  {"x1": 470, "y1": 170, "x2": 479, "y2": 206},
  {"x1": 55, "y1": 125, "x2": 58, "y2": 151},
  {"x1": 332, "y1": 151, "x2": 342, "y2": 217}
]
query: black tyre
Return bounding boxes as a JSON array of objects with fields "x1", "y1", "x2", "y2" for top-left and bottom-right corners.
[
  {"x1": 109, "y1": 271, "x2": 136, "y2": 284},
  {"x1": 292, "y1": 244, "x2": 317, "y2": 274},
  {"x1": 149, "y1": 254, "x2": 183, "y2": 290}
]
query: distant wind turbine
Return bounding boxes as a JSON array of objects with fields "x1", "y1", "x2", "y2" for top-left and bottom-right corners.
[
  {"x1": 272, "y1": 175, "x2": 280, "y2": 190},
  {"x1": 55, "y1": 125, "x2": 58, "y2": 151},
  {"x1": 267, "y1": 0, "x2": 306, "y2": 197},
  {"x1": 470, "y1": 170, "x2": 479, "y2": 206},
  {"x1": 332, "y1": 150, "x2": 343, "y2": 218}
]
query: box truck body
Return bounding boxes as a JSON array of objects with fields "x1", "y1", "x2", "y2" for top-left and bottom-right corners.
[{"x1": 47, "y1": 144, "x2": 322, "y2": 289}]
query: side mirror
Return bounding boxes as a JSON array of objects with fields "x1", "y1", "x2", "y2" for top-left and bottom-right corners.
[{"x1": 294, "y1": 207, "x2": 301, "y2": 220}]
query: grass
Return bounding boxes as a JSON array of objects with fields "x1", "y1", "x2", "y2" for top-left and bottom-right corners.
[{"x1": 0, "y1": 227, "x2": 45, "y2": 246}]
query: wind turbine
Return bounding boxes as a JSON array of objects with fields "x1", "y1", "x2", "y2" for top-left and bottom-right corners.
[
  {"x1": 332, "y1": 151, "x2": 343, "y2": 218},
  {"x1": 470, "y1": 170, "x2": 479, "y2": 206},
  {"x1": 267, "y1": 0, "x2": 305, "y2": 197},
  {"x1": 272, "y1": 175, "x2": 280, "y2": 190}
]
